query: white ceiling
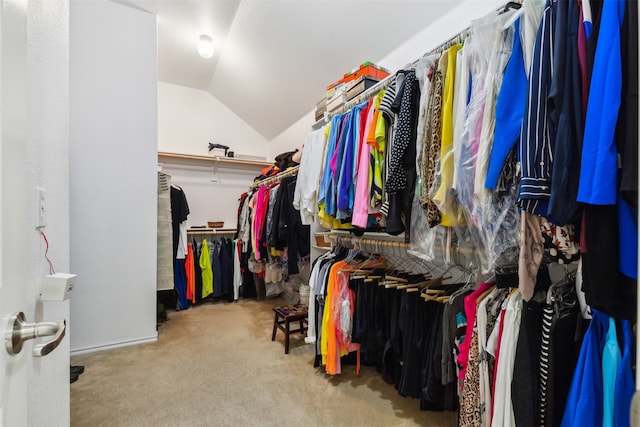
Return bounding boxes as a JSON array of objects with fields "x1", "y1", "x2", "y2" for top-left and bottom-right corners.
[{"x1": 126, "y1": 0, "x2": 458, "y2": 140}]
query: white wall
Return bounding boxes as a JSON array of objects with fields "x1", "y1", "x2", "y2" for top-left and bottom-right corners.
[
  {"x1": 375, "y1": 0, "x2": 504, "y2": 71},
  {"x1": 268, "y1": 111, "x2": 315, "y2": 160},
  {"x1": 266, "y1": 0, "x2": 504, "y2": 154},
  {"x1": 26, "y1": 1, "x2": 71, "y2": 423},
  {"x1": 70, "y1": 0, "x2": 158, "y2": 353},
  {"x1": 160, "y1": 161, "x2": 262, "y2": 230},
  {"x1": 158, "y1": 82, "x2": 270, "y2": 160}
]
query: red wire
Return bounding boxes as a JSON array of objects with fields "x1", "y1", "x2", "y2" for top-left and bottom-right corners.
[{"x1": 40, "y1": 231, "x2": 56, "y2": 274}]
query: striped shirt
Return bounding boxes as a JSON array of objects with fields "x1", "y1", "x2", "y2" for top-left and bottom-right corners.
[
  {"x1": 378, "y1": 80, "x2": 397, "y2": 124},
  {"x1": 517, "y1": 0, "x2": 557, "y2": 216}
]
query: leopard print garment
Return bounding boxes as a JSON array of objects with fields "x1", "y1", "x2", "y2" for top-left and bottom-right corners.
[
  {"x1": 425, "y1": 69, "x2": 444, "y2": 228},
  {"x1": 459, "y1": 322, "x2": 482, "y2": 426},
  {"x1": 420, "y1": 67, "x2": 436, "y2": 208}
]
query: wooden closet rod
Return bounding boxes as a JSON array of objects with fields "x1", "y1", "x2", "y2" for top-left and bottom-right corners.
[
  {"x1": 187, "y1": 228, "x2": 236, "y2": 235},
  {"x1": 328, "y1": 234, "x2": 409, "y2": 251}
]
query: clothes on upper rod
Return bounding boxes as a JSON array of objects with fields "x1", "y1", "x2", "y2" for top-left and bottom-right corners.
[
  {"x1": 286, "y1": 2, "x2": 640, "y2": 426},
  {"x1": 295, "y1": 0, "x2": 637, "y2": 320},
  {"x1": 234, "y1": 173, "x2": 311, "y2": 301}
]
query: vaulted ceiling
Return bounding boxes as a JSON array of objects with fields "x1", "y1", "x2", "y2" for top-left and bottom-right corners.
[{"x1": 125, "y1": 0, "x2": 459, "y2": 140}]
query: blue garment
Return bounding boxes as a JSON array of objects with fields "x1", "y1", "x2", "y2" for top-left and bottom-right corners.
[
  {"x1": 584, "y1": 12, "x2": 593, "y2": 39},
  {"x1": 174, "y1": 259, "x2": 189, "y2": 310},
  {"x1": 332, "y1": 111, "x2": 353, "y2": 219},
  {"x1": 337, "y1": 102, "x2": 367, "y2": 219},
  {"x1": 615, "y1": 320, "x2": 635, "y2": 427},
  {"x1": 602, "y1": 317, "x2": 621, "y2": 427},
  {"x1": 561, "y1": 309, "x2": 608, "y2": 427},
  {"x1": 336, "y1": 111, "x2": 354, "y2": 219},
  {"x1": 517, "y1": 0, "x2": 557, "y2": 217},
  {"x1": 547, "y1": 0, "x2": 583, "y2": 226},
  {"x1": 317, "y1": 113, "x2": 344, "y2": 208},
  {"x1": 326, "y1": 114, "x2": 350, "y2": 216},
  {"x1": 211, "y1": 240, "x2": 222, "y2": 297},
  {"x1": 219, "y1": 238, "x2": 234, "y2": 301},
  {"x1": 617, "y1": 193, "x2": 638, "y2": 279},
  {"x1": 577, "y1": 0, "x2": 625, "y2": 205},
  {"x1": 486, "y1": 18, "x2": 527, "y2": 190}
]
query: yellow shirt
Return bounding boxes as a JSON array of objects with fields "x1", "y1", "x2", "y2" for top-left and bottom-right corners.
[{"x1": 434, "y1": 44, "x2": 464, "y2": 226}]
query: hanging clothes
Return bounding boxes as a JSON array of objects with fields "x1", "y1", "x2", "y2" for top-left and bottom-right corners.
[
  {"x1": 577, "y1": 0, "x2": 625, "y2": 205},
  {"x1": 220, "y1": 238, "x2": 234, "y2": 302},
  {"x1": 185, "y1": 243, "x2": 195, "y2": 304},
  {"x1": 383, "y1": 71, "x2": 419, "y2": 236},
  {"x1": 192, "y1": 238, "x2": 203, "y2": 302},
  {"x1": 174, "y1": 260, "x2": 188, "y2": 310},
  {"x1": 293, "y1": 127, "x2": 327, "y2": 225},
  {"x1": 157, "y1": 172, "x2": 174, "y2": 291},
  {"x1": 561, "y1": 309, "x2": 608, "y2": 427},
  {"x1": 211, "y1": 239, "x2": 223, "y2": 298},
  {"x1": 517, "y1": 0, "x2": 557, "y2": 216},
  {"x1": 170, "y1": 184, "x2": 190, "y2": 260},
  {"x1": 433, "y1": 44, "x2": 464, "y2": 226},
  {"x1": 232, "y1": 239, "x2": 242, "y2": 301},
  {"x1": 200, "y1": 239, "x2": 213, "y2": 298}
]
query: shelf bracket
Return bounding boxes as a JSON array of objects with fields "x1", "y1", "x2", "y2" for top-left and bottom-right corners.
[{"x1": 211, "y1": 157, "x2": 220, "y2": 182}]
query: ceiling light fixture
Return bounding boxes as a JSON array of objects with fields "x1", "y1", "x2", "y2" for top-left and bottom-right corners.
[{"x1": 197, "y1": 35, "x2": 214, "y2": 59}]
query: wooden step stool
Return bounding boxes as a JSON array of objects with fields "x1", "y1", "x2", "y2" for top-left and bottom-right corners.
[{"x1": 271, "y1": 304, "x2": 308, "y2": 354}]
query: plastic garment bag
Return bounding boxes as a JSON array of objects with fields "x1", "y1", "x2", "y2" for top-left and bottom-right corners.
[
  {"x1": 453, "y1": 9, "x2": 521, "y2": 274},
  {"x1": 409, "y1": 177, "x2": 448, "y2": 263}
]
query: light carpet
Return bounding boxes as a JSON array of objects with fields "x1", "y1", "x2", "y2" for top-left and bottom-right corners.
[{"x1": 71, "y1": 298, "x2": 457, "y2": 426}]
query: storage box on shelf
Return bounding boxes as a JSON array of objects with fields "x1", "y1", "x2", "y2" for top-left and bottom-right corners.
[
  {"x1": 346, "y1": 76, "x2": 381, "y2": 101},
  {"x1": 326, "y1": 88, "x2": 347, "y2": 113},
  {"x1": 315, "y1": 98, "x2": 327, "y2": 121},
  {"x1": 320, "y1": 62, "x2": 390, "y2": 117},
  {"x1": 343, "y1": 61, "x2": 390, "y2": 84},
  {"x1": 326, "y1": 78, "x2": 345, "y2": 98}
]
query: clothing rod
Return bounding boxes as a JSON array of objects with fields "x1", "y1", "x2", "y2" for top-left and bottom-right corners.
[
  {"x1": 249, "y1": 165, "x2": 300, "y2": 190},
  {"x1": 187, "y1": 228, "x2": 236, "y2": 235},
  {"x1": 327, "y1": 233, "x2": 479, "y2": 275},
  {"x1": 328, "y1": 234, "x2": 409, "y2": 250}
]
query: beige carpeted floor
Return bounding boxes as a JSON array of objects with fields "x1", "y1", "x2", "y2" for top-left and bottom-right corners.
[{"x1": 71, "y1": 298, "x2": 457, "y2": 427}]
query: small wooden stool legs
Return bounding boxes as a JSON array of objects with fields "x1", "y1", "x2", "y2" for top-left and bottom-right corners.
[
  {"x1": 271, "y1": 310, "x2": 279, "y2": 342},
  {"x1": 271, "y1": 305, "x2": 308, "y2": 354}
]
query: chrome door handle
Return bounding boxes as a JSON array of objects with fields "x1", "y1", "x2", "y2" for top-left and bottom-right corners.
[{"x1": 5, "y1": 312, "x2": 66, "y2": 357}]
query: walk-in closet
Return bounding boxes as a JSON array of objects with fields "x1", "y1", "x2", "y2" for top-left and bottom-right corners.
[{"x1": 4, "y1": 0, "x2": 637, "y2": 425}]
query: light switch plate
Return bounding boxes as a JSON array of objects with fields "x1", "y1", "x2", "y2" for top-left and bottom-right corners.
[{"x1": 35, "y1": 187, "x2": 46, "y2": 229}]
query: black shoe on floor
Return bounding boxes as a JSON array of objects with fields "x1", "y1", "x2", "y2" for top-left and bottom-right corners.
[
  {"x1": 70, "y1": 365, "x2": 85, "y2": 375},
  {"x1": 70, "y1": 371, "x2": 79, "y2": 384}
]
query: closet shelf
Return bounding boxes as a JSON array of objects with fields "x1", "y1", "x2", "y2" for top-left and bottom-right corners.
[
  {"x1": 158, "y1": 152, "x2": 273, "y2": 168},
  {"x1": 312, "y1": 117, "x2": 328, "y2": 130}
]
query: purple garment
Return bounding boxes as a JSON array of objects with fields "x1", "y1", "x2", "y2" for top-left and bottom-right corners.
[{"x1": 578, "y1": 4, "x2": 588, "y2": 120}]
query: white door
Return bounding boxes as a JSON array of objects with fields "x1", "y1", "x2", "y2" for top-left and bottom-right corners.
[
  {"x1": 0, "y1": 1, "x2": 67, "y2": 425},
  {"x1": 0, "y1": 1, "x2": 29, "y2": 424}
]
